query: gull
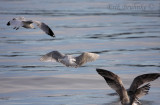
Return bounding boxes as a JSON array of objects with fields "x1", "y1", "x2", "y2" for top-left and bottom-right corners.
[
  {"x1": 7, "y1": 17, "x2": 55, "y2": 37},
  {"x1": 40, "y1": 51, "x2": 99, "y2": 67},
  {"x1": 96, "y1": 69, "x2": 160, "y2": 105}
]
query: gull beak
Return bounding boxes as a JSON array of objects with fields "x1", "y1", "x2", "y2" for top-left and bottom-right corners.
[{"x1": 7, "y1": 21, "x2": 10, "y2": 26}]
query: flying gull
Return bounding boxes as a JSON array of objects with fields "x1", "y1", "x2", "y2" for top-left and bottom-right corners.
[
  {"x1": 40, "y1": 51, "x2": 99, "y2": 68},
  {"x1": 7, "y1": 17, "x2": 55, "y2": 37},
  {"x1": 96, "y1": 69, "x2": 160, "y2": 105}
]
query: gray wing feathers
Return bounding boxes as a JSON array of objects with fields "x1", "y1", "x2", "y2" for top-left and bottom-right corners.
[
  {"x1": 135, "y1": 83, "x2": 150, "y2": 99},
  {"x1": 108, "y1": 83, "x2": 150, "y2": 97},
  {"x1": 40, "y1": 51, "x2": 65, "y2": 62},
  {"x1": 75, "y1": 52, "x2": 99, "y2": 66},
  {"x1": 129, "y1": 73, "x2": 160, "y2": 92},
  {"x1": 39, "y1": 22, "x2": 54, "y2": 37},
  {"x1": 96, "y1": 69, "x2": 123, "y2": 85},
  {"x1": 33, "y1": 21, "x2": 54, "y2": 37},
  {"x1": 96, "y1": 69, "x2": 129, "y2": 101}
]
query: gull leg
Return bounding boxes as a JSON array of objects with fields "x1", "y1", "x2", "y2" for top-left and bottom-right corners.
[{"x1": 13, "y1": 27, "x2": 16, "y2": 29}]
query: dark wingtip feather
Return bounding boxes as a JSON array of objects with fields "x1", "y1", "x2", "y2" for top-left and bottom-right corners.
[
  {"x1": 143, "y1": 83, "x2": 150, "y2": 95},
  {"x1": 96, "y1": 68, "x2": 107, "y2": 76},
  {"x1": 143, "y1": 73, "x2": 160, "y2": 82},
  {"x1": 48, "y1": 28, "x2": 55, "y2": 37},
  {"x1": 96, "y1": 68, "x2": 114, "y2": 77},
  {"x1": 96, "y1": 68, "x2": 102, "y2": 72},
  {"x1": 96, "y1": 68, "x2": 108, "y2": 73}
]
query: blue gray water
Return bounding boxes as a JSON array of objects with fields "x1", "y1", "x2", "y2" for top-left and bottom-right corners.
[{"x1": 0, "y1": 0, "x2": 160, "y2": 105}]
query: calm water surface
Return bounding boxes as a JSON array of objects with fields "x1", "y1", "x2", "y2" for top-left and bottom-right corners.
[{"x1": 0, "y1": 0, "x2": 160, "y2": 105}]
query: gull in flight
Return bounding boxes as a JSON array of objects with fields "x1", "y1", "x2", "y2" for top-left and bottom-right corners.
[
  {"x1": 96, "y1": 69, "x2": 160, "y2": 105},
  {"x1": 7, "y1": 17, "x2": 55, "y2": 37},
  {"x1": 40, "y1": 51, "x2": 99, "y2": 68}
]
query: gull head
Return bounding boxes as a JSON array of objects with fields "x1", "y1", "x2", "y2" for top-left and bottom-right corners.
[
  {"x1": 7, "y1": 18, "x2": 16, "y2": 26},
  {"x1": 6, "y1": 18, "x2": 17, "y2": 26}
]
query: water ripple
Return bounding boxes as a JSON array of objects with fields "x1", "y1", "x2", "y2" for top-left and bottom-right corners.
[
  {"x1": 92, "y1": 47, "x2": 160, "y2": 54},
  {"x1": 86, "y1": 32, "x2": 160, "y2": 39},
  {"x1": 1, "y1": 11, "x2": 160, "y2": 17},
  {"x1": 116, "y1": 64, "x2": 160, "y2": 67}
]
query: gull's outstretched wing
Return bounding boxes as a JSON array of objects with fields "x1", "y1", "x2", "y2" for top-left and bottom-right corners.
[
  {"x1": 75, "y1": 52, "x2": 99, "y2": 66},
  {"x1": 135, "y1": 83, "x2": 150, "y2": 99},
  {"x1": 33, "y1": 21, "x2": 55, "y2": 37},
  {"x1": 96, "y1": 69, "x2": 129, "y2": 102},
  {"x1": 129, "y1": 73, "x2": 160, "y2": 92},
  {"x1": 40, "y1": 51, "x2": 65, "y2": 62},
  {"x1": 129, "y1": 73, "x2": 160, "y2": 105}
]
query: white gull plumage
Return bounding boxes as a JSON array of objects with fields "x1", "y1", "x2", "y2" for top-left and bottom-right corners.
[
  {"x1": 7, "y1": 17, "x2": 55, "y2": 37},
  {"x1": 96, "y1": 69, "x2": 160, "y2": 105},
  {"x1": 40, "y1": 51, "x2": 99, "y2": 68}
]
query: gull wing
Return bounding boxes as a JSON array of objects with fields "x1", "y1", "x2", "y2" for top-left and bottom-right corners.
[
  {"x1": 129, "y1": 73, "x2": 160, "y2": 92},
  {"x1": 40, "y1": 51, "x2": 65, "y2": 62},
  {"x1": 33, "y1": 21, "x2": 55, "y2": 37},
  {"x1": 22, "y1": 20, "x2": 33, "y2": 24},
  {"x1": 135, "y1": 83, "x2": 150, "y2": 99},
  {"x1": 96, "y1": 69, "x2": 129, "y2": 102},
  {"x1": 75, "y1": 52, "x2": 99, "y2": 66}
]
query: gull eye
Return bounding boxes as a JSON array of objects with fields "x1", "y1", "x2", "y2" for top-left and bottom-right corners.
[{"x1": 13, "y1": 18, "x2": 16, "y2": 20}]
